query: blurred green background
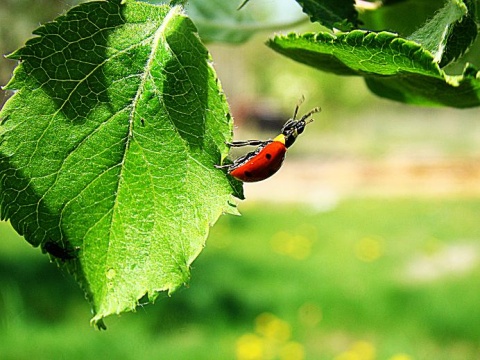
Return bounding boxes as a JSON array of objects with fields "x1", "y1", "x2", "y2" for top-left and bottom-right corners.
[{"x1": 1, "y1": 1, "x2": 480, "y2": 359}]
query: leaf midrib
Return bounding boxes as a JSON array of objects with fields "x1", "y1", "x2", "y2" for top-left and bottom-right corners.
[{"x1": 100, "y1": 6, "x2": 186, "y2": 303}]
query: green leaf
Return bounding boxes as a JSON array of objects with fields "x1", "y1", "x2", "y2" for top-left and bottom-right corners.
[
  {"x1": 268, "y1": 31, "x2": 442, "y2": 76},
  {"x1": 0, "y1": 0, "x2": 242, "y2": 327},
  {"x1": 267, "y1": 30, "x2": 480, "y2": 108},
  {"x1": 408, "y1": 0, "x2": 478, "y2": 67},
  {"x1": 295, "y1": 0, "x2": 359, "y2": 31}
]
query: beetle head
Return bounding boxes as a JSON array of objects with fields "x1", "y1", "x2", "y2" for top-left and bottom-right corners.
[{"x1": 282, "y1": 107, "x2": 320, "y2": 148}]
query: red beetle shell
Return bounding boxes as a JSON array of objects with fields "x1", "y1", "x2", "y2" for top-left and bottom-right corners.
[{"x1": 229, "y1": 141, "x2": 287, "y2": 182}]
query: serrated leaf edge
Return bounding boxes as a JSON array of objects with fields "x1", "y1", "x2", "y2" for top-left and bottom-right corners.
[{"x1": 270, "y1": 30, "x2": 444, "y2": 78}]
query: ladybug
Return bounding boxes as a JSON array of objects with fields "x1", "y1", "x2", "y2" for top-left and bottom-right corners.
[{"x1": 216, "y1": 100, "x2": 320, "y2": 182}]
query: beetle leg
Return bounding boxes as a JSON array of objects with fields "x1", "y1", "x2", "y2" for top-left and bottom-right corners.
[
  {"x1": 215, "y1": 152, "x2": 250, "y2": 171},
  {"x1": 229, "y1": 152, "x2": 253, "y2": 165},
  {"x1": 227, "y1": 140, "x2": 266, "y2": 147}
]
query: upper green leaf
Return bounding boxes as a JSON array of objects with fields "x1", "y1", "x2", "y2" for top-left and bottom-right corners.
[
  {"x1": 268, "y1": 30, "x2": 480, "y2": 108},
  {"x1": 295, "y1": 0, "x2": 359, "y2": 31},
  {"x1": 268, "y1": 31, "x2": 442, "y2": 77},
  {"x1": 0, "y1": 0, "x2": 241, "y2": 327}
]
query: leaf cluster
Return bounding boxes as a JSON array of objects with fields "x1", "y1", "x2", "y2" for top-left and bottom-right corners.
[
  {"x1": 200, "y1": 0, "x2": 479, "y2": 107},
  {"x1": 265, "y1": 0, "x2": 480, "y2": 107}
]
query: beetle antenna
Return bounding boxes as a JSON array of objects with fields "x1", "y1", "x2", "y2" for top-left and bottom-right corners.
[
  {"x1": 237, "y1": 0, "x2": 250, "y2": 10},
  {"x1": 292, "y1": 95, "x2": 305, "y2": 120},
  {"x1": 292, "y1": 105, "x2": 299, "y2": 121},
  {"x1": 300, "y1": 107, "x2": 321, "y2": 122}
]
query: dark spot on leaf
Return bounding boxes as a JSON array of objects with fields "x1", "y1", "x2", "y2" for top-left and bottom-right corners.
[{"x1": 44, "y1": 241, "x2": 78, "y2": 261}]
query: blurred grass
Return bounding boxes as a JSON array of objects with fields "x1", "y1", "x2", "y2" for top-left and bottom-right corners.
[{"x1": 1, "y1": 197, "x2": 480, "y2": 359}]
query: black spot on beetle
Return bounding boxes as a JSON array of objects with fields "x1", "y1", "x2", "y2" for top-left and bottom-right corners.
[
  {"x1": 244, "y1": 171, "x2": 253, "y2": 178},
  {"x1": 265, "y1": 153, "x2": 272, "y2": 160}
]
